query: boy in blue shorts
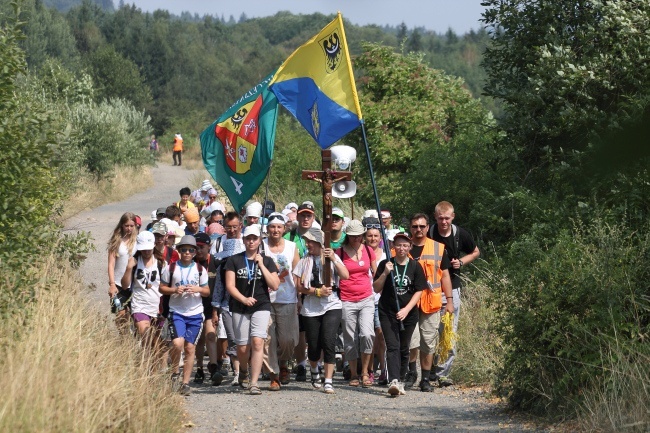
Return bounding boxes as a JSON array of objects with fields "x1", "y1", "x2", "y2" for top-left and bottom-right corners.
[{"x1": 160, "y1": 235, "x2": 210, "y2": 395}]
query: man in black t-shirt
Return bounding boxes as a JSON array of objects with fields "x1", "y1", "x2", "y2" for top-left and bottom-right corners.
[{"x1": 429, "y1": 201, "x2": 480, "y2": 386}]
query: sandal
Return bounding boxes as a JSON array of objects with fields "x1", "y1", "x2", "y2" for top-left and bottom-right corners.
[
  {"x1": 349, "y1": 377, "x2": 360, "y2": 387},
  {"x1": 362, "y1": 374, "x2": 373, "y2": 388},
  {"x1": 249, "y1": 384, "x2": 261, "y2": 395}
]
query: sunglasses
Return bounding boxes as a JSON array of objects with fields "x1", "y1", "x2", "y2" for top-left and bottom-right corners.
[
  {"x1": 411, "y1": 224, "x2": 427, "y2": 229},
  {"x1": 179, "y1": 247, "x2": 196, "y2": 254},
  {"x1": 214, "y1": 219, "x2": 224, "y2": 224},
  {"x1": 365, "y1": 223, "x2": 381, "y2": 229}
]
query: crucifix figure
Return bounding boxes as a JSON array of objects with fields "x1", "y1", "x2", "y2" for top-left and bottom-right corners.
[{"x1": 302, "y1": 149, "x2": 352, "y2": 286}]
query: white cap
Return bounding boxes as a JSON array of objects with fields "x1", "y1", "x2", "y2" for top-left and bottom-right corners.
[
  {"x1": 136, "y1": 231, "x2": 155, "y2": 251},
  {"x1": 281, "y1": 208, "x2": 292, "y2": 217},
  {"x1": 285, "y1": 202, "x2": 298, "y2": 210},
  {"x1": 266, "y1": 212, "x2": 286, "y2": 225},
  {"x1": 363, "y1": 209, "x2": 378, "y2": 219},
  {"x1": 381, "y1": 210, "x2": 391, "y2": 219},
  {"x1": 243, "y1": 224, "x2": 261, "y2": 237},
  {"x1": 246, "y1": 201, "x2": 263, "y2": 218}
]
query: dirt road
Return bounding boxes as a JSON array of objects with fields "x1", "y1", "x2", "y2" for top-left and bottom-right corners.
[{"x1": 65, "y1": 163, "x2": 542, "y2": 433}]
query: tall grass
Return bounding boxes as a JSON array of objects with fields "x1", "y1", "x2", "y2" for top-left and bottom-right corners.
[
  {"x1": 59, "y1": 165, "x2": 153, "y2": 221},
  {"x1": 451, "y1": 262, "x2": 504, "y2": 386},
  {"x1": 0, "y1": 257, "x2": 183, "y2": 432}
]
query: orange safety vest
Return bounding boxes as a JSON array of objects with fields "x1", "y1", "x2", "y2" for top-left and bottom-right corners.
[
  {"x1": 409, "y1": 238, "x2": 444, "y2": 314},
  {"x1": 173, "y1": 137, "x2": 183, "y2": 152}
]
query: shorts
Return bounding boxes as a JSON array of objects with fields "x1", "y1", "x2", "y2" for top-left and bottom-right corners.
[
  {"x1": 232, "y1": 310, "x2": 271, "y2": 345},
  {"x1": 417, "y1": 310, "x2": 441, "y2": 355},
  {"x1": 132, "y1": 312, "x2": 164, "y2": 329},
  {"x1": 217, "y1": 316, "x2": 227, "y2": 339},
  {"x1": 168, "y1": 312, "x2": 204, "y2": 345}
]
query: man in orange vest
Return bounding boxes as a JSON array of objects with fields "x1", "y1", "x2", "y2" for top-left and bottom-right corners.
[
  {"x1": 172, "y1": 133, "x2": 184, "y2": 166},
  {"x1": 403, "y1": 212, "x2": 454, "y2": 392}
]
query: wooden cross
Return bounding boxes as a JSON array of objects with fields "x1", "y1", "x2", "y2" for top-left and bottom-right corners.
[{"x1": 301, "y1": 149, "x2": 352, "y2": 286}]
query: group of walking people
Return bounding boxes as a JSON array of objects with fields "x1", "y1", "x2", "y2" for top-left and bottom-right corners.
[{"x1": 107, "y1": 181, "x2": 479, "y2": 397}]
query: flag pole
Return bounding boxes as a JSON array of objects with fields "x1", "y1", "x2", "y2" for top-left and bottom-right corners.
[
  {"x1": 360, "y1": 120, "x2": 403, "y2": 329},
  {"x1": 262, "y1": 161, "x2": 273, "y2": 231}
]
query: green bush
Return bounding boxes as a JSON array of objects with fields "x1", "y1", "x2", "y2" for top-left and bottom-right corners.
[{"x1": 491, "y1": 215, "x2": 650, "y2": 415}]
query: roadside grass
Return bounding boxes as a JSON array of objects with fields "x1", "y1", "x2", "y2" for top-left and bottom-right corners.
[
  {"x1": 0, "y1": 256, "x2": 183, "y2": 432},
  {"x1": 60, "y1": 165, "x2": 153, "y2": 221},
  {"x1": 451, "y1": 262, "x2": 504, "y2": 387}
]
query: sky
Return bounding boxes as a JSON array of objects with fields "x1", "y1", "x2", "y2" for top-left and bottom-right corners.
[{"x1": 127, "y1": 0, "x2": 487, "y2": 34}]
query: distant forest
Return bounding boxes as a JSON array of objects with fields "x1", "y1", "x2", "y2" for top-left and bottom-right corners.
[{"x1": 23, "y1": 0, "x2": 494, "y2": 135}]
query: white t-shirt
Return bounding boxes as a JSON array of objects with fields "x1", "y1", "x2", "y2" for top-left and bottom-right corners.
[
  {"x1": 263, "y1": 238, "x2": 297, "y2": 304},
  {"x1": 114, "y1": 240, "x2": 134, "y2": 285},
  {"x1": 130, "y1": 256, "x2": 165, "y2": 317},
  {"x1": 293, "y1": 255, "x2": 342, "y2": 317},
  {"x1": 162, "y1": 261, "x2": 208, "y2": 317}
]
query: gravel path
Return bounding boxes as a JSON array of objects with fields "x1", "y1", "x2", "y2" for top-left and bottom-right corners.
[{"x1": 65, "y1": 162, "x2": 543, "y2": 433}]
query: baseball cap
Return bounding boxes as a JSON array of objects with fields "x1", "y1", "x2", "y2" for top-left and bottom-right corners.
[
  {"x1": 151, "y1": 221, "x2": 167, "y2": 236},
  {"x1": 134, "y1": 215, "x2": 142, "y2": 227},
  {"x1": 243, "y1": 224, "x2": 261, "y2": 237},
  {"x1": 263, "y1": 200, "x2": 276, "y2": 217},
  {"x1": 332, "y1": 207, "x2": 345, "y2": 218},
  {"x1": 156, "y1": 207, "x2": 167, "y2": 216},
  {"x1": 392, "y1": 232, "x2": 412, "y2": 243},
  {"x1": 136, "y1": 231, "x2": 155, "y2": 251},
  {"x1": 297, "y1": 202, "x2": 315, "y2": 214},
  {"x1": 381, "y1": 210, "x2": 391, "y2": 219},
  {"x1": 285, "y1": 202, "x2": 298, "y2": 210},
  {"x1": 194, "y1": 232, "x2": 211, "y2": 246}
]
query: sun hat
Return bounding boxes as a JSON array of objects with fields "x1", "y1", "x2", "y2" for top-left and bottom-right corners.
[
  {"x1": 245, "y1": 201, "x2": 263, "y2": 218},
  {"x1": 200, "y1": 179, "x2": 213, "y2": 191},
  {"x1": 151, "y1": 221, "x2": 168, "y2": 236},
  {"x1": 363, "y1": 209, "x2": 378, "y2": 219},
  {"x1": 267, "y1": 212, "x2": 286, "y2": 226},
  {"x1": 177, "y1": 235, "x2": 197, "y2": 248},
  {"x1": 207, "y1": 222, "x2": 225, "y2": 236},
  {"x1": 194, "y1": 232, "x2": 211, "y2": 246},
  {"x1": 243, "y1": 224, "x2": 261, "y2": 238},
  {"x1": 136, "y1": 231, "x2": 155, "y2": 251},
  {"x1": 184, "y1": 208, "x2": 200, "y2": 223},
  {"x1": 345, "y1": 219, "x2": 366, "y2": 236},
  {"x1": 332, "y1": 207, "x2": 345, "y2": 218},
  {"x1": 297, "y1": 201, "x2": 315, "y2": 214},
  {"x1": 302, "y1": 227, "x2": 324, "y2": 246}
]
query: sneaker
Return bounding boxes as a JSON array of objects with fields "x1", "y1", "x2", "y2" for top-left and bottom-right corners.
[
  {"x1": 377, "y1": 370, "x2": 388, "y2": 386},
  {"x1": 398, "y1": 382, "x2": 406, "y2": 395},
  {"x1": 211, "y1": 371, "x2": 223, "y2": 386},
  {"x1": 239, "y1": 372, "x2": 249, "y2": 389},
  {"x1": 438, "y1": 376, "x2": 454, "y2": 387},
  {"x1": 404, "y1": 371, "x2": 417, "y2": 389},
  {"x1": 311, "y1": 371, "x2": 322, "y2": 389},
  {"x1": 231, "y1": 372, "x2": 239, "y2": 386},
  {"x1": 279, "y1": 366, "x2": 290, "y2": 385},
  {"x1": 179, "y1": 383, "x2": 191, "y2": 396},
  {"x1": 269, "y1": 378, "x2": 281, "y2": 391},
  {"x1": 322, "y1": 383, "x2": 335, "y2": 394},
  {"x1": 388, "y1": 379, "x2": 400, "y2": 396},
  {"x1": 419, "y1": 379, "x2": 433, "y2": 392},
  {"x1": 207, "y1": 363, "x2": 218, "y2": 377},
  {"x1": 193, "y1": 368, "x2": 205, "y2": 384},
  {"x1": 295, "y1": 364, "x2": 307, "y2": 382}
]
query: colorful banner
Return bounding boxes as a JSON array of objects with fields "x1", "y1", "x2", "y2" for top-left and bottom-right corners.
[
  {"x1": 269, "y1": 12, "x2": 363, "y2": 149},
  {"x1": 200, "y1": 72, "x2": 279, "y2": 212}
]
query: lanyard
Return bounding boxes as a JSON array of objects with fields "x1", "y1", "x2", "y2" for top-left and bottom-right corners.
[
  {"x1": 244, "y1": 256, "x2": 256, "y2": 283},
  {"x1": 394, "y1": 259, "x2": 409, "y2": 292}
]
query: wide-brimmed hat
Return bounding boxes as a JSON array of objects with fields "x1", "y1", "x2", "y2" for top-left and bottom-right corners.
[
  {"x1": 302, "y1": 227, "x2": 324, "y2": 246},
  {"x1": 345, "y1": 219, "x2": 366, "y2": 236}
]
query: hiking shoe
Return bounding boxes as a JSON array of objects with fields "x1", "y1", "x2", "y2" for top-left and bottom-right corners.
[
  {"x1": 179, "y1": 383, "x2": 191, "y2": 396},
  {"x1": 438, "y1": 376, "x2": 454, "y2": 387},
  {"x1": 279, "y1": 366, "x2": 290, "y2": 385},
  {"x1": 231, "y1": 372, "x2": 239, "y2": 386},
  {"x1": 211, "y1": 371, "x2": 224, "y2": 386},
  {"x1": 295, "y1": 365, "x2": 307, "y2": 382},
  {"x1": 322, "y1": 383, "x2": 335, "y2": 394},
  {"x1": 419, "y1": 379, "x2": 433, "y2": 392},
  {"x1": 269, "y1": 379, "x2": 281, "y2": 391},
  {"x1": 377, "y1": 371, "x2": 388, "y2": 386},
  {"x1": 404, "y1": 371, "x2": 417, "y2": 389},
  {"x1": 193, "y1": 368, "x2": 205, "y2": 384},
  {"x1": 388, "y1": 379, "x2": 400, "y2": 396},
  {"x1": 207, "y1": 363, "x2": 218, "y2": 377},
  {"x1": 311, "y1": 371, "x2": 322, "y2": 389}
]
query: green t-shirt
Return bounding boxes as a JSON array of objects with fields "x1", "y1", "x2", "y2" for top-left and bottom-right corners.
[{"x1": 330, "y1": 232, "x2": 346, "y2": 249}]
